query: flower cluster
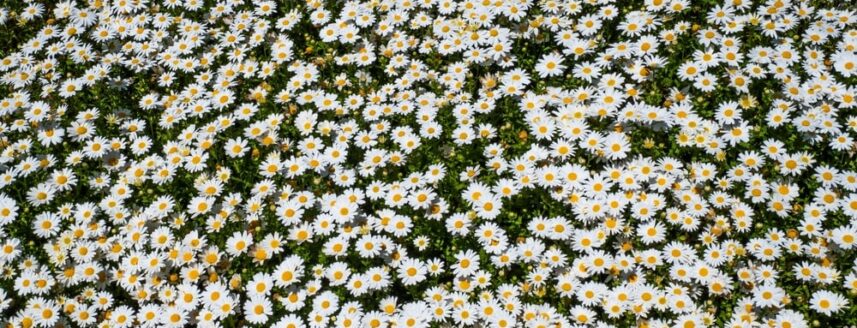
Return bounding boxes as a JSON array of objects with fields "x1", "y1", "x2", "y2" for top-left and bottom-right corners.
[{"x1": 0, "y1": 0, "x2": 856, "y2": 327}]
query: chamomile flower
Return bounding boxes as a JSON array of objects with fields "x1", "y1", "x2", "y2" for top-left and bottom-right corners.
[
  {"x1": 809, "y1": 290, "x2": 848, "y2": 315},
  {"x1": 535, "y1": 53, "x2": 566, "y2": 78}
]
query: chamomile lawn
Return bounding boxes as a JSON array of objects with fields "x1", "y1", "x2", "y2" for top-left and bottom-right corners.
[{"x1": 0, "y1": 0, "x2": 856, "y2": 327}]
